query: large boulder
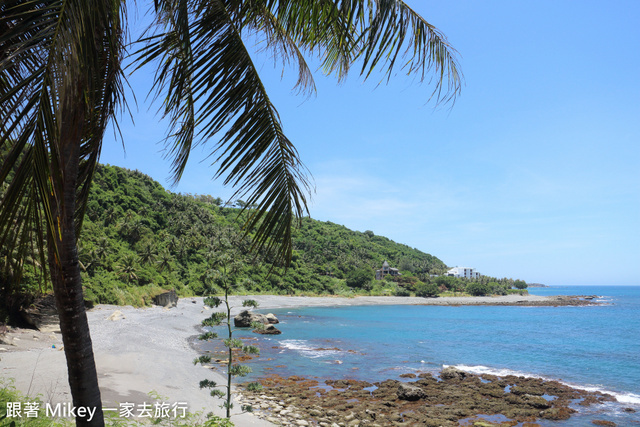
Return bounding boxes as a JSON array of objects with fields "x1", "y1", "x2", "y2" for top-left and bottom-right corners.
[
  {"x1": 253, "y1": 324, "x2": 282, "y2": 335},
  {"x1": 153, "y1": 290, "x2": 178, "y2": 308},
  {"x1": 19, "y1": 294, "x2": 60, "y2": 333},
  {"x1": 234, "y1": 310, "x2": 269, "y2": 327},
  {"x1": 440, "y1": 366, "x2": 468, "y2": 381},
  {"x1": 397, "y1": 383, "x2": 426, "y2": 401},
  {"x1": 265, "y1": 313, "x2": 279, "y2": 324}
]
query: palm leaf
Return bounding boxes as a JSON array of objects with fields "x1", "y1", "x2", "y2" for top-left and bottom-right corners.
[
  {"x1": 356, "y1": 0, "x2": 462, "y2": 104},
  {"x1": 0, "y1": 0, "x2": 126, "y2": 282},
  {"x1": 135, "y1": 0, "x2": 311, "y2": 265},
  {"x1": 134, "y1": 0, "x2": 462, "y2": 267}
]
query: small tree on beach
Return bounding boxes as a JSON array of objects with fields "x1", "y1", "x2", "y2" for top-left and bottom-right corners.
[
  {"x1": 514, "y1": 280, "x2": 528, "y2": 290},
  {"x1": 415, "y1": 282, "x2": 440, "y2": 298},
  {"x1": 466, "y1": 282, "x2": 490, "y2": 296},
  {"x1": 195, "y1": 254, "x2": 262, "y2": 419}
]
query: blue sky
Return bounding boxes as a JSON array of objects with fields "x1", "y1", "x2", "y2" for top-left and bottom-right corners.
[{"x1": 101, "y1": 1, "x2": 640, "y2": 286}]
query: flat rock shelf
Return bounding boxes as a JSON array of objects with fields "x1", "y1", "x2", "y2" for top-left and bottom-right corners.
[{"x1": 237, "y1": 367, "x2": 620, "y2": 427}]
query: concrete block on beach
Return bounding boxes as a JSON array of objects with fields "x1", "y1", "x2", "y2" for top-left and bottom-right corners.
[{"x1": 152, "y1": 290, "x2": 178, "y2": 308}]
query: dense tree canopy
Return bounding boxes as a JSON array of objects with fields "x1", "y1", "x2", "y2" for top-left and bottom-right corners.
[{"x1": 77, "y1": 165, "x2": 449, "y2": 303}]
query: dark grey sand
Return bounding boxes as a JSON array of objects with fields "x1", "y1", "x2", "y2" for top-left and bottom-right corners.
[{"x1": 0, "y1": 293, "x2": 560, "y2": 425}]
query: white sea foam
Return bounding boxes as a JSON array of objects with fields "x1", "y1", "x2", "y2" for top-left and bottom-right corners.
[
  {"x1": 279, "y1": 339, "x2": 341, "y2": 359},
  {"x1": 447, "y1": 364, "x2": 640, "y2": 406},
  {"x1": 279, "y1": 339, "x2": 314, "y2": 351},
  {"x1": 614, "y1": 392, "x2": 640, "y2": 405}
]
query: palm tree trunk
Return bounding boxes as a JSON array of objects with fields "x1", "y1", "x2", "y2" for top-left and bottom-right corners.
[
  {"x1": 47, "y1": 107, "x2": 105, "y2": 426},
  {"x1": 49, "y1": 240, "x2": 104, "y2": 426}
]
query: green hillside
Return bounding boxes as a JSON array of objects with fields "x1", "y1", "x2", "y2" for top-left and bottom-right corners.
[
  {"x1": 73, "y1": 164, "x2": 448, "y2": 305},
  {"x1": 2, "y1": 163, "x2": 529, "y2": 322}
]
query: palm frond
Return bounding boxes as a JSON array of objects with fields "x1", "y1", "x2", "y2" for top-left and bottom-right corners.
[
  {"x1": 257, "y1": 1, "x2": 462, "y2": 104},
  {"x1": 245, "y1": 4, "x2": 317, "y2": 96},
  {"x1": 256, "y1": 0, "x2": 362, "y2": 80},
  {"x1": 136, "y1": 0, "x2": 311, "y2": 265},
  {"x1": 0, "y1": 0, "x2": 126, "y2": 282},
  {"x1": 356, "y1": 0, "x2": 462, "y2": 104},
  {"x1": 134, "y1": 0, "x2": 461, "y2": 267}
]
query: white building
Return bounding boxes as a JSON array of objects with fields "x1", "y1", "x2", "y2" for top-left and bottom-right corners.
[{"x1": 446, "y1": 267, "x2": 481, "y2": 279}]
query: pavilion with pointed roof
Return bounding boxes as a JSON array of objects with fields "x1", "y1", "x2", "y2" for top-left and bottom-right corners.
[{"x1": 375, "y1": 260, "x2": 401, "y2": 280}]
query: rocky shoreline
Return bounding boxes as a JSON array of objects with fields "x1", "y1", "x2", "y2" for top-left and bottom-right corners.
[
  {"x1": 418, "y1": 294, "x2": 603, "y2": 307},
  {"x1": 236, "y1": 367, "x2": 627, "y2": 426},
  {"x1": 218, "y1": 294, "x2": 605, "y2": 312}
]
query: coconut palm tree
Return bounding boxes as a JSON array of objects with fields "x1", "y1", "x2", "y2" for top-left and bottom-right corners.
[
  {"x1": 137, "y1": 240, "x2": 157, "y2": 266},
  {"x1": 156, "y1": 250, "x2": 175, "y2": 273},
  {"x1": 1, "y1": 1, "x2": 125, "y2": 424},
  {"x1": 116, "y1": 254, "x2": 139, "y2": 284},
  {"x1": 1, "y1": 1, "x2": 461, "y2": 425}
]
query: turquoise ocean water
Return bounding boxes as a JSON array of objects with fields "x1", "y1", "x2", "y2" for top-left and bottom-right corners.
[{"x1": 207, "y1": 286, "x2": 640, "y2": 425}]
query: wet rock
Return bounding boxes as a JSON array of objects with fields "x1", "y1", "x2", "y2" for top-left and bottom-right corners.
[
  {"x1": 540, "y1": 407, "x2": 576, "y2": 420},
  {"x1": 253, "y1": 324, "x2": 282, "y2": 335},
  {"x1": 591, "y1": 420, "x2": 616, "y2": 427},
  {"x1": 266, "y1": 313, "x2": 280, "y2": 324},
  {"x1": 399, "y1": 373, "x2": 416, "y2": 378},
  {"x1": 511, "y1": 384, "x2": 545, "y2": 396},
  {"x1": 521, "y1": 394, "x2": 551, "y2": 409},
  {"x1": 234, "y1": 310, "x2": 269, "y2": 327},
  {"x1": 440, "y1": 366, "x2": 468, "y2": 381},
  {"x1": 396, "y1": 382, "x2": 425, "y2": 401},
  {"x1": 241, "y1": 368, "x2": 613, "y2": 427}
]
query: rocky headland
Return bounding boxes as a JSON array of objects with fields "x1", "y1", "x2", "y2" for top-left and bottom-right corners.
[{"x1": 424, "y1": 294, "x2": 603, "y2": 307}]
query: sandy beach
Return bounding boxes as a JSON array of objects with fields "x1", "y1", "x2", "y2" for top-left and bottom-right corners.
[{"x1": 0, "y1": 293, "x2": 588, "y2": 425}]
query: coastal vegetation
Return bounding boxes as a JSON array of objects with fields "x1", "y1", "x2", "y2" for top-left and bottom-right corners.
[
  {"x1": 0, "y1": 378, "x2": 234, "y2": 426},
  {"x1": 72, "y1": 163, "x2": 450, "y2": 303},
  {"x1": 1, "y1": 164, "x2": 528, "y2": 323}
]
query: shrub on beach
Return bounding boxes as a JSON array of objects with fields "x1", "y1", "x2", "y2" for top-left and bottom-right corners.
[
  {"x1": 345, "y1": 268, "x2": 374, "y2": 290},
  {"x1": 465, "y1": 282, "x2": 490, "y2": 296},
  {"x1": 488, "y1": 281, "x2": 508, "y2": 295},
  {"x1": 394, "y1": 287, "x2": 411, "y2": 297},
  {"x1": 514, "y1": 280, "x2": 528, "y2": 289},
  {"x1": 415, "y1": 283, "x2": 440, "y2": 298}
]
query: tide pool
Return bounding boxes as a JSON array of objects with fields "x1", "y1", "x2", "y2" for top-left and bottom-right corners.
[{"x1": 203, "y1": 286, "x2": 640, "y2": 425}]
